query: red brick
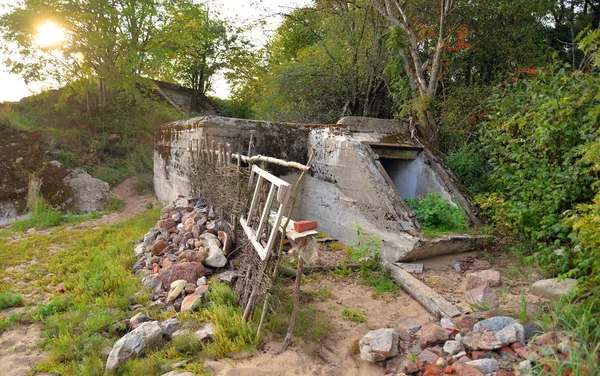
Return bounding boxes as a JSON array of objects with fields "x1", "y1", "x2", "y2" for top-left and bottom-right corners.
[
  {"x1": 444, "y1": 365, "x2": 453, "y2": 374},
  {"x1": 294, "y1": 220, "x2": 318, "y2": 232},
  {"x1": 510, "y1": 342, "x2": 524, "y2": 350},
  {"x1": 496, "y1": 371, "x2": 515, "y2": 376},
  {"x1": 423, "y1": 364, "x2": 442, "y2": 376}
]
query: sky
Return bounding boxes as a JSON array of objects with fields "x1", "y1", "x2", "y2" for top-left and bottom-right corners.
[{"x1": 0, "y1": 0, "x2": 311, "y2": 103}]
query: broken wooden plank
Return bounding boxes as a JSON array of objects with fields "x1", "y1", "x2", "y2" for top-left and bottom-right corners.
[
  {"x1": 382, "y1": 259, "x2": 461, "y2": 318},
  {"x1": 268, "y1": 213, "x2": 319, "y2": 242}
]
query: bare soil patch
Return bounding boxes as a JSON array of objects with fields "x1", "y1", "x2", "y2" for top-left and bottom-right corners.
[
  {"x1": 0, "y1": 324, "x2": 46, "y2": 376},
  {"x1": 215, "y1": 277, "x2": 432, "y2": 375}
]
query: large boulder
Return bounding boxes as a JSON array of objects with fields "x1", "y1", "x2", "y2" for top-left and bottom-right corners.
[
  {"x1": 531, "y1": 278, "x2": 577, "y2": 300},
  {"x1": 359, "y1": 328, "x2": 399, "y2": 362},
  {"x1": 463, "y1": 317, "x2": 524, "y2": 350},
  {"x1": 465, "y1": 270, "x2": 501, "y2": 290},
  {"x1": 105, "y1": 321, "x2": 163, "y2": 373},
  {"x1": 63, "y1": 169, "x2": 110, "y2": 213},
  {"x1": 159, "y1": 261, "x2": 204, "y2": 286}
]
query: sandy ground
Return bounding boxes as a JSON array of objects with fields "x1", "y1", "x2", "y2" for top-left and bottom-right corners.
[
  {"x1": 0, "y1": 177, "x2": 157, "y2": 376},
  {"x1": 209, "y1": 276, "x2": 432, "y2": 376}
]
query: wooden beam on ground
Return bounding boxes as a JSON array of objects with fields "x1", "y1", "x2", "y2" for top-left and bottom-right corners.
[{"x1": 382, "y1": 259, "x2": 461, "y2": 319}]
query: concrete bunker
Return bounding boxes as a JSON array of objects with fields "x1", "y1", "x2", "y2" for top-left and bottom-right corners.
[{"x1": 154, "y1": 115, "x2": 484, "y2": 263}]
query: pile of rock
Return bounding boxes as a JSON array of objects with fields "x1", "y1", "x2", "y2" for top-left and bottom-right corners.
[
  {"x1": 357, "y1": 314, "x2": 581, "y2": 375},
  {"x1": 133, "y1": 198, "x2": 236, "y2": 312},
  {"x1": 105, "y1": 198, "x2": 239, "y2": 373}
]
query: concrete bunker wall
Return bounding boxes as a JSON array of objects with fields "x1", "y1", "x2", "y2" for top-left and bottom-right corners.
[
  {"x1": 154, "y1": 115, "x2": 482, "y2": 262},
  {"x1": 380, "y1": 157, "x2": 453, "y2": 202},
  {"x1": 154, "y1": 116, "x2": 312, "y2": 205}
]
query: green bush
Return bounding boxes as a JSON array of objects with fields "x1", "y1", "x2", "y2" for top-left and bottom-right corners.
[
  {"x1": 406, "y1": 192, "x2": 469, "y2": 236},
  {"x1": 0, "y1": 291, "x2": 23, "y2": 310},
  {"x1": 348, "y1": 225, "x2": 398, "y2": 297},
  {"x1": 475, "y1": 62, "x2": 600, "y2": 280}
]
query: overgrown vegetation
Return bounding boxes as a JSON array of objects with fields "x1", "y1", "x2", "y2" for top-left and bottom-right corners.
[
  {"x1": 253, "y1": 282, "x2": 333, "y2": 347},
  {"x1": 341, "y1": 225, "x2": 398, "y2": 298},
  {"x1": 0, "y1": 291, "x2": 24, "y2": 310},
  {"x1": 406, "y1": 192, "x2": 469, "y2": 236}
]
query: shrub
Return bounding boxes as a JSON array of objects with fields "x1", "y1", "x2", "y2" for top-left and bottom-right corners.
[
  {"x1": 341, "y1": 307, "x2": 366, "y2": 324},
  {"x1": 0, "y1": 291, "x2": 23, "y2": 310},
  {"x1": 406, "y1": 192, "x2": 469, "y2": 236}
]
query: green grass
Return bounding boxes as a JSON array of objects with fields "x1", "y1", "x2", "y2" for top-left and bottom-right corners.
[
  {"x1": 535, "y1": 296, "x2": 600, "y2": 375},
  {"x1": 253, "y1": 282, "x2": 333, "y2": 346},
  {"x1": 341, "y1": 307, "x2": 366, "y2": 324},
  {"x1": 0, "y1": 291, "x2": 24, "y2": 310},
  {"x1": 28, "y1": 209, "x2": 160, "y2": 375}
]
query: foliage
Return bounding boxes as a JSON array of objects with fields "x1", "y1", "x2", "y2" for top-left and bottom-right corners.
[
  {"x1": 0, "y1": 0, "x2": 238, "y2": 108},
  {"x1": 26, "y1": 209, "x2": 159, "y2": 375},
  {"x1": 347, "y1": 225, "x2": 398, "y2": 297},
  {"x1": 252, "y1": 282, "x2": 333, "y2": 345},
  {"x1": 447, "y1": 143, "x2": 491, "y2": 195},
  {"x1": 0, "y1": 291, "x2": 24, "y2": 310},
  {"x1": 406, "y1": 192, "x2": 469, "y2": 236},
  {"x1": 231, "y1": 1, "x2": 395, "y2": 123},
  {"x1": 476, "y1": 62, "x2": 600, "y2": 279},
  {"x1": 157, "y1": 2, "x2": 243, "y2": 95},
  {"x1": 341, "y1": 307, "x2": 366, "y2": 324}
]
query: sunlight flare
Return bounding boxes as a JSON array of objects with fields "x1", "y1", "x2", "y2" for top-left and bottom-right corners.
[{"x1": 35, "y1": 21, "x2": 65, "y2": 48}]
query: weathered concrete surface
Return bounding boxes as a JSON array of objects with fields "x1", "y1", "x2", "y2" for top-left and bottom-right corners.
[
  {"x1": 154, "y1": 115, "x2": 482, "y2": 262},
  {"x1": 154, "y1": 116, "x2": 316, "y2": 206}
]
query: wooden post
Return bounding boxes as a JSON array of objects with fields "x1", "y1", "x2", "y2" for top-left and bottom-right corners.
[{"x1": 282, "y1": 258, "x2": 304, "y2": 350}]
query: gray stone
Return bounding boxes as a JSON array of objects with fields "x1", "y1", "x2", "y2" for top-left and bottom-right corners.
[
  {"x1": 134, "y1": 244, "x2": 146, "y2": 257},
  {"x1": 172, "y1": 323, "x2": 215, "y2": 343},
  {"x1": 218, "y1": 270, "x2": 237, "y2": 283},
  {"x1": 142, "y1": 274, "x2": 163, "y2": 294},
  {"x1": 204, "y1": 237, "x2": 227, "y2": 268},
  {"x1": 161, "y1": 372, "x2": 196, "y2": 376},
  {"x1": 359, "y1": 328, "x2": 399, "y2": 362},
  {"x1": 473, "y1": 316, "x2": 516, "y2": 332},
  {"x1": 63, "y1": 169, "x2": 110, "y2": 213},
  {"x1": 105, "y1": 321, "x2": 163, "y2": 373},
  {"x1": 129, "y1": 313, "x2": 152, "y2": 328},
  {"x1": 196, "y1": 276, "x2": 207, "y2": 286},
  {"x1": 518, "y1": 360, "x2": 533, "y2": 375},
  {"x1": 159, "y1": 318, "x2": 180, "y2": 337},
  {"x1": 531, "y1": 278, "x2": 577, "y2": 300},
  {"x1": 465, "y1": 358, "x2": 499, "y2": 374},
  {"x1": 496, "y1": 323, "x2": 524, "y2": 345},
  {"x1": 443, "y1": 340, "x2": 463, "y2": 355}
]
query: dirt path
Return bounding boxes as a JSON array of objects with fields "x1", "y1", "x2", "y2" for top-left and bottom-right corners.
[
  {"x1": 78, "y1": 176, "x2": 159, "y2": 227},
  {"x1": 0, "y1": 177, "x2": 158, "y2": 376}
]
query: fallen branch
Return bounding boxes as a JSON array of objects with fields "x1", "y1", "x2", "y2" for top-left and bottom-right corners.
[{"x1": 233, "y1": 153, "x2": 310, "y2": 172}]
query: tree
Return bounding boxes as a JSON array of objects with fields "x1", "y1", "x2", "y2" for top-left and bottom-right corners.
[
  {"x1": 0, "y1": 0, "x2": 235, "y2": 110},
  {"x1": 156, "y1": 1, "x2": 241, "y2": 96},
  {"x1": 231, "y1": 1, "x2": 396, "y2": 123},
  {"x1": 369, "y1": 0, "x2": 454, "y2": 145}
]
